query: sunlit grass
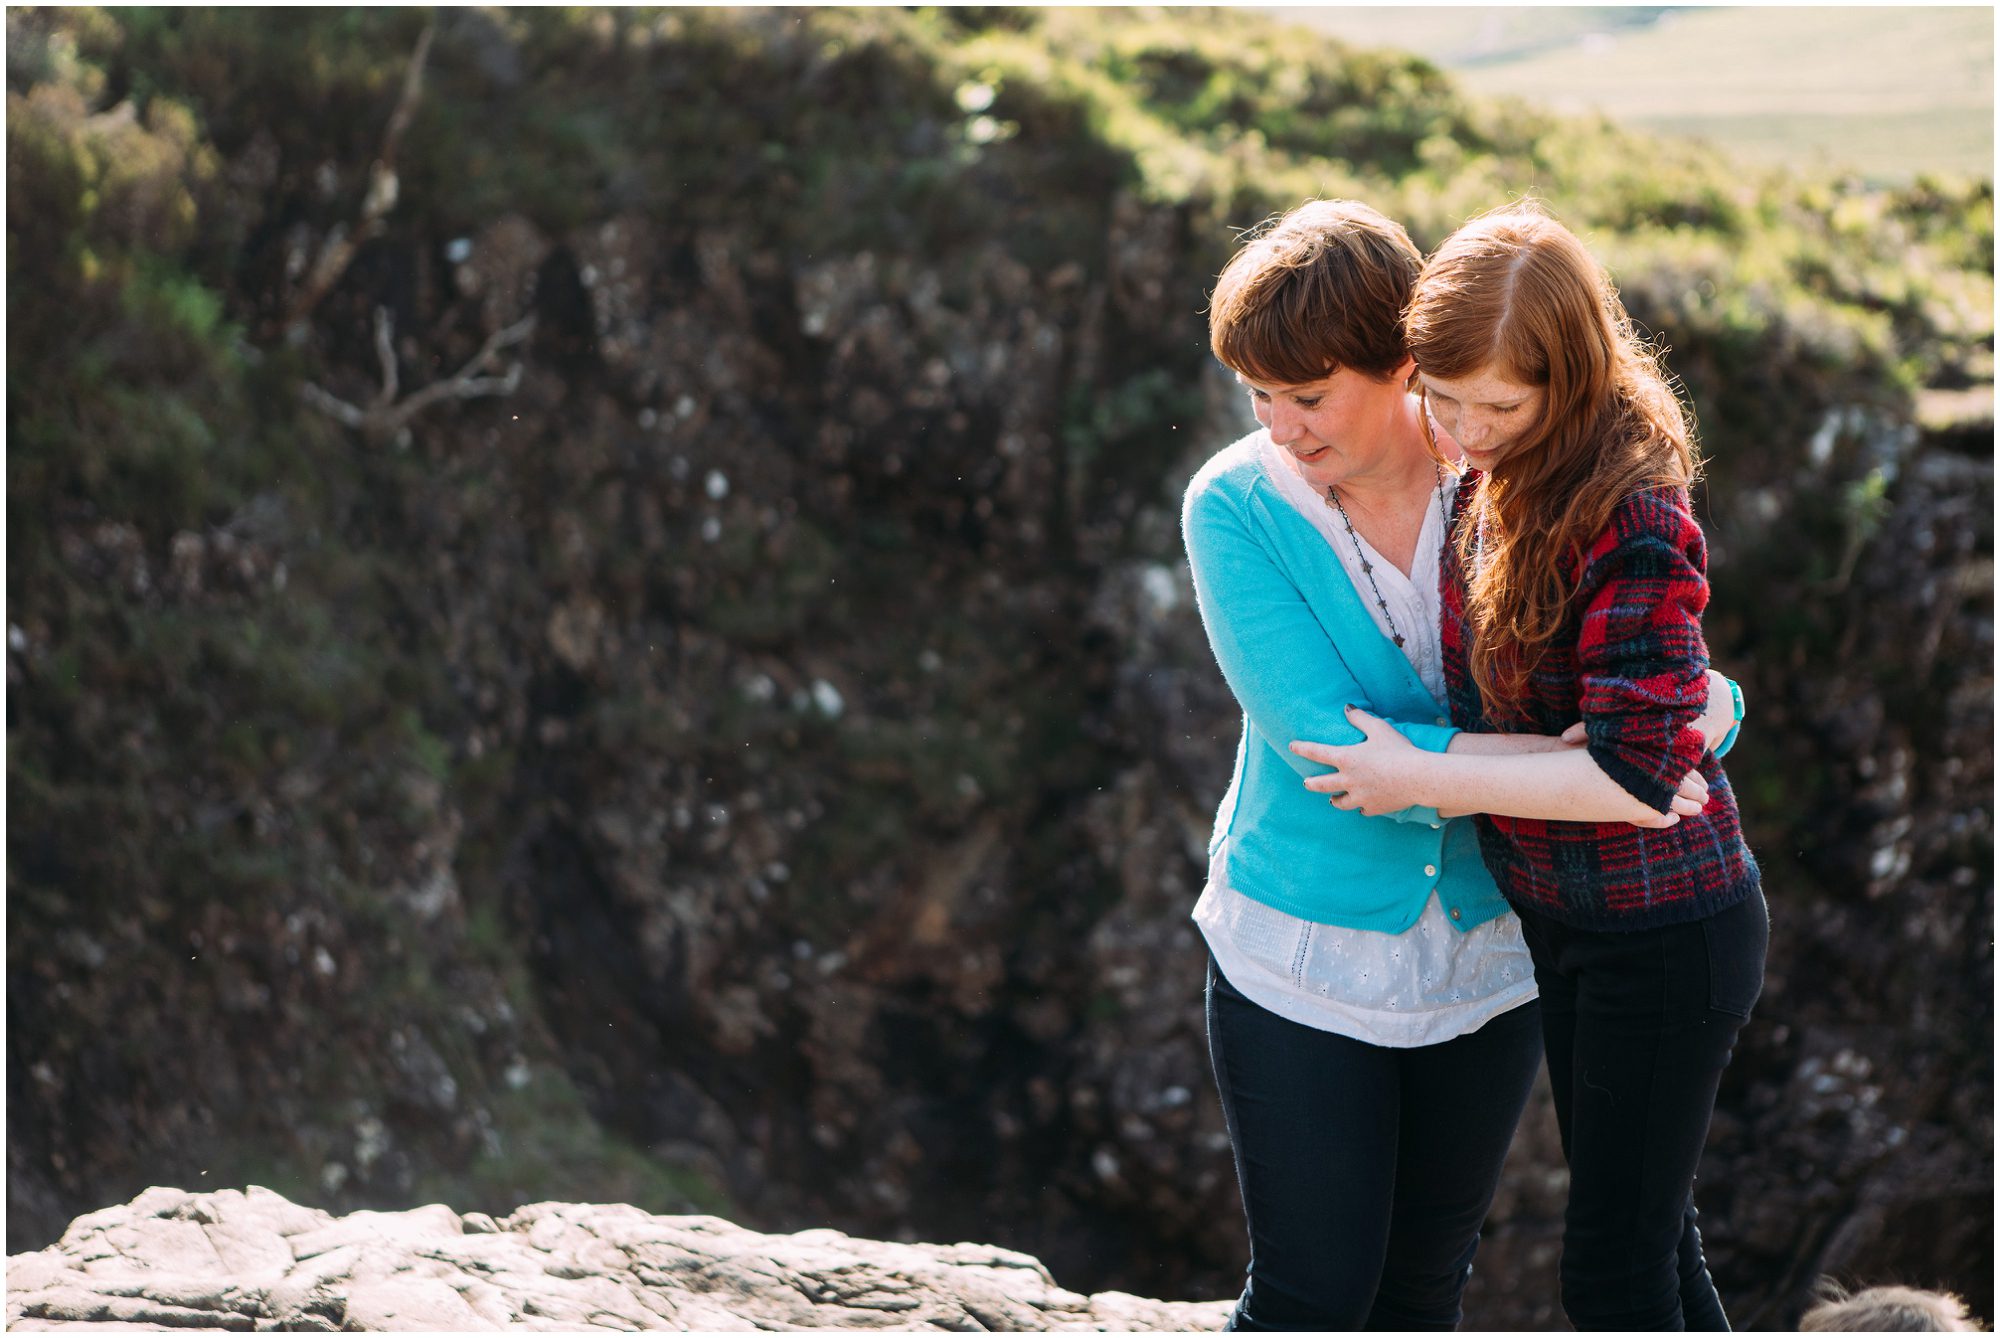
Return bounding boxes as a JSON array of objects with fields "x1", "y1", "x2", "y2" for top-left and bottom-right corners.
[{"x1": 1268, "y1": 6, "x2": 1993, "y2": 185}]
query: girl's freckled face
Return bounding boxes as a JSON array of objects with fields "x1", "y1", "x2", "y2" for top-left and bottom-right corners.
[{"x1": 1418, "y1": 367, "x2": 1544, "y2": 469}]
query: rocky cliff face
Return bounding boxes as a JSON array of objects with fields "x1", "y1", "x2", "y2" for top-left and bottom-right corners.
[
  {"x1": 6, "y1": 1186, "x2": 1231, "y2": 1331},
  {"x1": 8, "y1": 9, "x2": 1991, "y2": 1332}
]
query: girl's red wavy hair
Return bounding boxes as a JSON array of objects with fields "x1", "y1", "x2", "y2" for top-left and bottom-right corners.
[{"x1": 1406, "y1": 203, "x2": 1701, "y2": 717}]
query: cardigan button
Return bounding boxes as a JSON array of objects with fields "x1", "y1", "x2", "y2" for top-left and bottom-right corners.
[
  {"x1": 1430, "y1": 821, "x2": 1441, "y2": 830},
  {"x1": 1435, "y1": 716, "x2": 1448, "y2": 726},
  {"x1": 1449, "y1": 907, "x2": 1462, "y2": 921},
  {"x1": 1424, "y1": 864, "x2": 1437, "y2": 877}
]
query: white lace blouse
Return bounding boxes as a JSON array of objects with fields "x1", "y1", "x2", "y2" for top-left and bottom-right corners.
[{"x1": 1191, "y1": 434, "x2": 1537, "y2": 1047}]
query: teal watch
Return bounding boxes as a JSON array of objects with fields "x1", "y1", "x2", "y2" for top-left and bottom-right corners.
[{"x1": 1715, "y1": 676, "x2": 1744, "y2": 758}]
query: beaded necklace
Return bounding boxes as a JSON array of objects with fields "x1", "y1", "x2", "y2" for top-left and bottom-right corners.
[{"x1": 1323, "y1": 462, "x2": 1451, "y2": 650}]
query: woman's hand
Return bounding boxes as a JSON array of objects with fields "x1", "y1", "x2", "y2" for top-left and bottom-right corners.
[
  {"x1": 1550, "y1": 720, "x2": 1709, "y2": 829},
  {"x1": 1560, "y1": 702, "x2": 1716, "y2": 826},
  {"x1": 1698, "y1": 668, "x2": 1741, "y2": 752},
  {"x1": 1288, "y1": 706, "x2": 1433, "y2": 817},
  {"x1": 1628, "y1": 768, "x2": 1709, "y2": 828}
]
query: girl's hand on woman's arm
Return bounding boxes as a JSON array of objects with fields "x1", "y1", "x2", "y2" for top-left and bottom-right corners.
[
  {"x1": 1290, "y1": 708, "x2": 1435, "y2": 817},
  {"x1": 1296, "y1": 707, "x2": 1708, "y2": 825}
]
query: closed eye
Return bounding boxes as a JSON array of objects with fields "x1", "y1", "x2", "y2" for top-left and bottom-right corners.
[{"x1": 1245, "y1": 387, "x2": 1321, "y2": 410}]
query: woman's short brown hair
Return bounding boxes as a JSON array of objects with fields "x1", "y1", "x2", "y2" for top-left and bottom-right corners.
[{"x1": 1208, "y1": 199, "x2": 1421, "y2": 386}]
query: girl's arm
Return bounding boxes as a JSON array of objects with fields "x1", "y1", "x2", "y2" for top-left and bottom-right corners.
[
  {"x1": 1301, "y1": 669, "x2": 1737, "y2": 823},
  {"x1": 1292, "y1": 710, "x2": 1706, "y2": 824},
  {"x1": 1411, "y1": 684, "x2": 1721, "y2": 826},
  {"x1": 1570, "y1": 488, "x2": 1717, "y2": 809},
  {"x1": 1448, "y1": 668, "x2": 1738, "y2": 759},
  {"x1": 1288, "y1": 671, "x2": 1737, "y2": 825},
  {"x1": 1293, "y1": 493, "x2": 1736, "y2": 825},
  {"x1": 1557, "y1": 668, "x2": 1741, "y2": 755},
  {"x1": 1443, "y1": 731, "x2": 1572, "y2": 756}
]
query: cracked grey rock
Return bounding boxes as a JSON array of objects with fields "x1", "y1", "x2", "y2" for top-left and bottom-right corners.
[{"x1": 7, "y1": 1186, "x2": 1231, "y2": 1332}]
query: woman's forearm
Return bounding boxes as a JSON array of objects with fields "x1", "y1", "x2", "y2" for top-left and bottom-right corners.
[{"x1": 1407, "y1": 747, "x2": 1666, "y2": 824}]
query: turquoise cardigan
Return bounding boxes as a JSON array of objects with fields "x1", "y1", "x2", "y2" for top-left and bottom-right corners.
[{"x1": 1181, "y1": 434, "x2": 1510, "y2": 933}]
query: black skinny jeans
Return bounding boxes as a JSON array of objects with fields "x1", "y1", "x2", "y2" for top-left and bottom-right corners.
[
  {"x1": 1205, "y1": 959, "x2": 1544, "y2": 1331},
  {"x1": 1515, "y1": 887, "x2": 1769, "y2": 1331}
]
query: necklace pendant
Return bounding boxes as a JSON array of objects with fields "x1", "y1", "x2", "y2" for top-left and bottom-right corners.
[{"x1": 1326, "y1": 478, "x2": 1410, "y2": 652}]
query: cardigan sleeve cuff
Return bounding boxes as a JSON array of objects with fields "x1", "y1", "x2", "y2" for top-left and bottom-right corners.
[{"x1": 1400, "y1": 720, "x2": 1460, "y2": 756}]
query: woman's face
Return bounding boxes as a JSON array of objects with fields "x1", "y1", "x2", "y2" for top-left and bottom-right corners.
[
  {"x1": 1237, "y1": 357, "x2": 1416, "y2": 492},
  {"x1": 1417, "y1": 366, "x2": 1545, "y2": 471}
]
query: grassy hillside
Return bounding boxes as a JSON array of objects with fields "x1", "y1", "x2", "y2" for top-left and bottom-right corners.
[
  {"x1": 1264, "y1": 6, "x2": 1676, "y2": 66},
  {"x1": 1268, "y1": 5, "x2": 1994, "y2": 183}
]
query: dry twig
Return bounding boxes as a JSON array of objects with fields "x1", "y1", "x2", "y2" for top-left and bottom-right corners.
[
  {"x1": 303, "y1": 307, "x2": 536, "y2": 442},
  {"x1": 282, "y1": 19, "x2": 436, "y2": 336}
]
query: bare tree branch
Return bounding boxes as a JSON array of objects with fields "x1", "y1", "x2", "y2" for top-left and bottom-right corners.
[
  {"x1": 299, "y1": 382, "x2": 369, "y2": 430},
  {"x1": 302, "y1": 308, "x2": 536, "y2": 443},
  {"x1": 380, "y1": 19, "x2": 435, "y2": 162},
  {"x1": 378, "y1": 313, "x2": 535, "y2": 434},
  {"x1": 282, "y1": 17, "x2": 436, "y2": 337},
  {"x1": 372, "y1": 306, "x2": 399, "y2": 408}
]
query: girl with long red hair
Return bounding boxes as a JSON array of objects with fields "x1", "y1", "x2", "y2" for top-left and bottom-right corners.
[{"x1": 1292, "y1": 204, "x2": 1766, "y2": 1330}]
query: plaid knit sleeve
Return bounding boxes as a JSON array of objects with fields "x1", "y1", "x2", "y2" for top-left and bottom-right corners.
[{"x1": 1574, "y1": 488, "x2": 1712, "y2": 813}]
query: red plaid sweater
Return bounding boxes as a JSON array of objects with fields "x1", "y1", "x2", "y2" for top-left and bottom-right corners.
[{"x1": 1440, "y1": 472, "x2": 1761, "y2": 930}]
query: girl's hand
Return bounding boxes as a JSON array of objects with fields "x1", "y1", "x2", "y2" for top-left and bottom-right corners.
[{"x1": 1289, "y1": 706, "x2": 1430, "y2": 817}]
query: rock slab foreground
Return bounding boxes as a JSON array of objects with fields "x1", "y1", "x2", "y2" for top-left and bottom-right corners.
[{"x1": 6, "y1": 1185, "x2": 1233, "y2": 1331}]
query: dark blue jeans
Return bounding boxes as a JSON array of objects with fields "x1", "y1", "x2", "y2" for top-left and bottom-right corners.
[
  {"x1": 1515, "y1": 887, "x2": 1769, "y2": 1331},
  {"x1": 1205, "y1": 958, "x2": 1544, "y2": 1331}
]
